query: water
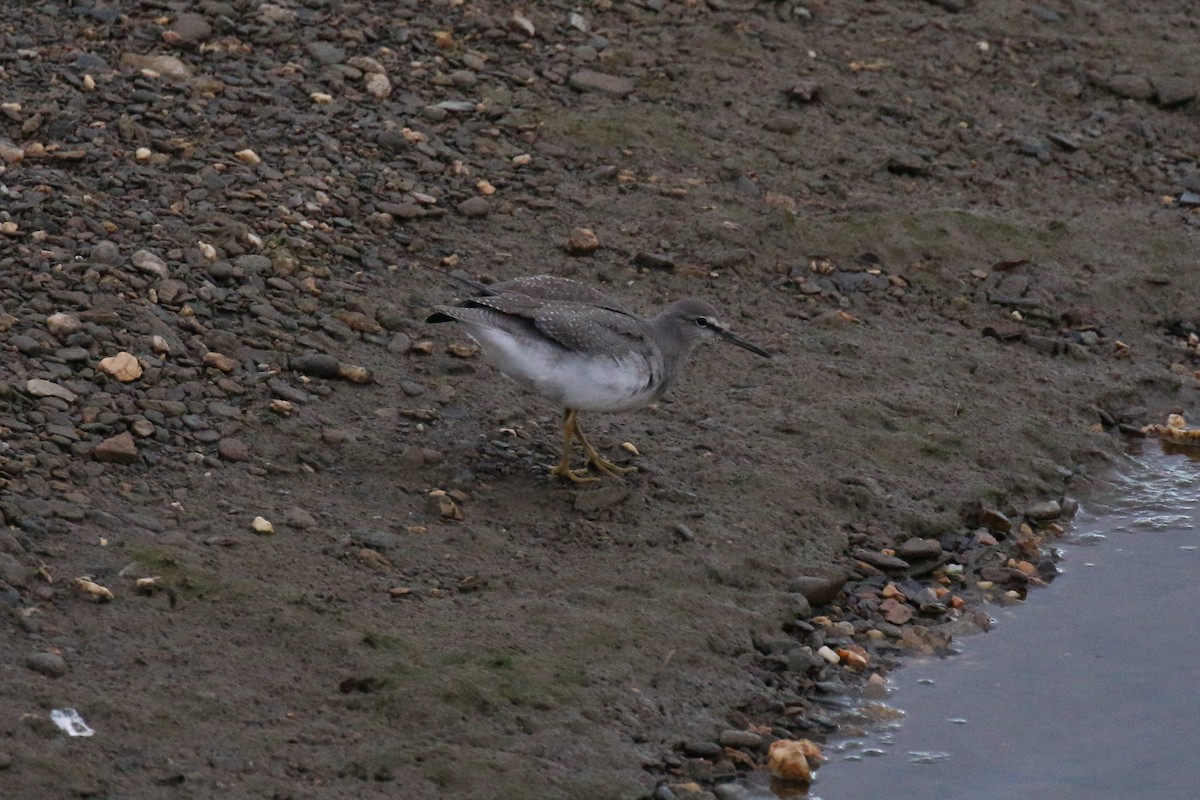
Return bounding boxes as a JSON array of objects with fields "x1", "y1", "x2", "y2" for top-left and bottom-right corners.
[{"x1": 755, "y1": 447, "x2": 1200, "y2": 799}]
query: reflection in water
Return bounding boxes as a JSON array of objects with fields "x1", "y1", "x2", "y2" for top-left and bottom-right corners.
[{"x1": 780, "y1": 448, "x2": 1199, "y2": 800}]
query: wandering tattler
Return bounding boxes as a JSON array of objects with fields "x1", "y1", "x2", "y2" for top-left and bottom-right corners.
[{"x1": 427, "y1": 274, "x2": 770, "y2": 482}]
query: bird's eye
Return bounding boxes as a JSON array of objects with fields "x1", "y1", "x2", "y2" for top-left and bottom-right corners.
[{"x1": 695, "y1": 316, "x2": 710, "y2": 328}]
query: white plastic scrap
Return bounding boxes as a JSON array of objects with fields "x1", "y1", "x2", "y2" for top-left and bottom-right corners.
[{"x1": 51, "y1": 708, "x2": 95, "y2": 737}]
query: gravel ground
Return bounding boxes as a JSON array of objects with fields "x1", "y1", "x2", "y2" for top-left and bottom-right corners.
[{"x1": 1, "y1": 1, "x2": 1198, "y2": 798}]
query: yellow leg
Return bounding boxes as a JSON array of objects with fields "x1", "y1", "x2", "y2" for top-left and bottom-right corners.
[
  {"x1": 571, "y1": 414, "x2": 638, "y2": 477},
  {"x1": 549, "y1": 409, "x2": 598, "y2": 483}
]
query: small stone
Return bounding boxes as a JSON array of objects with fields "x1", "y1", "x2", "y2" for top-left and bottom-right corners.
[
  {"x1": 252, "y1": 516, "x2": 274, "y2": 535},
  {"x1": 566, "y1": 227, "x2": 600, "y2": 255},
  {"x1": 0, "y1": 553, "x2": 25, "y2": 586},
  {"x1": 1152, "y1": 76, "x2": 1196, "y2": 107},
  {"x1": 90, "y1": 240, "x2": 122, "y2": 266},
  {"x1": 291, "y1": 352, "x2": 342, "y2": 378},
  {"x1": 568, "y1": 69, "x2": 634, "y2": 96},
  {"x1": 336, "y1": 363, "x2": 374, "y2": 384},
  {"x1": 816, "y1": 644, "x2": 840, "y2": 664},
  {"x1": 427, "y1": 491, "x2": 463, "y2": 521},
  {"x1": 1103, "y1": 73, "x2": 1154, "y2": 100},
  {"x1": 852, "y1": 548, "x2": 910, "y2": 571},
  {"x1": 235, "y1": 148, "x2": 261, "y2": 165},
  {"x1": 886, "y1": 153, "x2": 930, "y2": 177},
  {"x1": 306, "y1": 41, "x2": 346, "y2": 65},
  {"x1": 155, "y1": 279, "x2": 187, "y2": 304},
  {"x1": 168, "y1": 12, "x2": 212, "y2": 46},
  {"x1": 789, "y1": 80, "x2": 820, "y2": 102},
  {"x1": 98, "y1": 351, "x2": 143, "y2": 382},
  {"x1": 682, "y1": 741, "x2": 723, "y2": 759},
  {"x1": 26, "y1": 652, "x2": 68, "y2": 678},
  {"x1": 787, "y1": 573, "x2": 846, "y2": 605},
  {"x1": 357, "y1": 548, "x2": 391, "y2": 571},
  {"x1": 25, "y1": 379, "x2": 77, "y2": 403},
  {"x1": 896, "y1": 537, "x2": 943, "y2": 561},
  {"x1": 131, "y1": 249, "x2": 170, "y2": 280},
  {"x1": 718, "y1": 729, "x2": 764, "y2": 750},
  {"x1": 46, "y1": 312, "x2": 83, "y2": 338},
  {"x1": 217, "y1": 438, "x2": 251, "y2": 462},
  {"x1": 763, "y1": 115, "x2": 804, "y2": 134},
  {"x1": 979, "y1": 566, "x2": 1028, "y2": 585},
  {"x1": 975, "y1": 506, "x2": 1014, "y2": 533},
  {"x1": 1026, "y1": 500, "x2": 1062, "y2": 521},
  {"x1": 364, "y1": 72, "x2": 392, "y2": 99},
  {"x1": 457, "y1": 196, "x2": 490, "y2": 218},
  {"x1": 508, "y1": 11, "x2": 536, "y2": 37},
  {"x1": 202, "y1": 352, "x2": 239, "y2": 372},
  {"x1": 880, "y1": 597, "x2": 914, "y2": 625},
  {"x1": 93, "y1": 432, "x2": 139, "y2": 464},
  {"x1": 130, "y1": 419, "x2": 156, "y2": 437},
  {"x1": 282, "y1": 507, "x2": 317, "y2": 529},
  {"x1": 0, "y1": 136, "x2": 24, "y2": 164},
  {"x1": 767, "y1": 739, "x2": 822, "y2": 783},
  {"x1": 119, "y1": 53, "x2": 193, "y2": 79}
]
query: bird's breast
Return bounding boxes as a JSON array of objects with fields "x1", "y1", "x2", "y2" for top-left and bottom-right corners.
[{"x1": 465, "y1": 326, "x2": 661, "y2": 412}]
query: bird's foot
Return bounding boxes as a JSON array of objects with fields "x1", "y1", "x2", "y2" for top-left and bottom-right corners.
[
  {"x1": 549, "y1": 462, "x2": 600, "y2": 483},
  {"x1": 586, "y1": 455, "x2": 638, "y2": 478}
]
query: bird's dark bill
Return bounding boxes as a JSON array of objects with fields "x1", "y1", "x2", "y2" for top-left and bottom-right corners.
[{"x1": 716, "y1": 328, "x2": 771, "y2": 357}]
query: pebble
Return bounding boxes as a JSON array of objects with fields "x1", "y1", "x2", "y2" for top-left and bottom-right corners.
[
  {"x1": 566, "y1": 227, "x2": 600, "y2": 255},
  {"x1": 0, "y1": 553, "x2": 26, "y2": 586},
  {"x1": 457, "y1": 196, "x2": 491, "y2": 218},
  {"x1": 25, "y1": 379, "x2": 77, "y2": 403},
  {"x1": 975, "y1": 506, "x2": 1014, "y2": 534},
  {"x1": 98, "y1": 352, "x2": 143, "y2": 382},
  {"x1": 350, "y1": 529, "x2": 403, "y2": 551},
  {"x1": 682, "y1": 741, "x2": 723, "y2": 759},
  {"x1": 217, "y1": 438, "x2": 252, "y2": 462},
  {"x1": 93, "y1": 432, "x2": 139, "y2": 464},
  {"x1": 169, "y1": 12, "x2": 213, "y2": 46},
  {"x1": 282, "y1": 507, "x2": 317, "y2": 529},
  {"x1": 895, "y1": 537, "x2": 943, "y2": 561},
  {"x1": 46, "y1": 312, "x2": 83, "y2": 338},
  {"x1": 787, "y1": 573, "x2": 846, "y2": 606},
  {"x1": 26, "y1": 652, "x2": 68, "y2": 678},
  {"x1": 717, "y1": 729, "x2": 764, "y2": 750},
  {"x1": 568, "y1": 69, "x2": 634, "y2": 96},
  {"x1": 1026, "y1": 500, "x2": 1062, "y2": 520},
  {"x1": 306, "y1": 42, "x2": 346, "y2": 65},
  {"x1": 89, "y1": 240, "x2": 122, "y2": 266},
  {"x1": 119, "y1": 53, "x2": 193, "y2": 79},
  {"x1": 851, "y1": 548, "x2": 910, "y2": 571}
]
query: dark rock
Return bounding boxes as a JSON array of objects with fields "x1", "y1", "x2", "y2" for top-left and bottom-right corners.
[
  {"x1": 852, "y1": 548, "x2": 910, "y2": 571},
  {"x1": 681, "y1": 740, "x2": 723, "y2": 759},
  {"x1": 291, "y1": 353, "x2": 342, "y2": 378},
  {"x1": 93, "y1": 432, "x2": 139, "y2": 464},
  {"x1": 217, "y1": 438, "x2": 251, "y2": 462},
  {"x1": 26, "y1": 652, "x2": 68, "y2": 678},
  {"x1": 886, "y1": 153, "x2": 930, "y2": 176},
  {"x1": 717, "y1": 729, "x2": 764, "y2": 750},
  {"x1": 568, "y1": 69, "x2": 634, "y2": 96},
  {"x1": 787, "y1": 573, "x2": 846, "y2": 605},
  {"x1": 457, "y1": 197, "x2": 491, "y2": 218},
  {"x1": 1026, "y1": 500, "x2": 1062, "y2": 520},
  {"x1": 896, "y1": 537, "x2": 943, "y2": 562}
]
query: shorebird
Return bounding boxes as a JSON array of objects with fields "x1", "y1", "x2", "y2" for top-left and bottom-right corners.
[{"x1": 427, "y1": 274, "x2": 770, "y2": 482}]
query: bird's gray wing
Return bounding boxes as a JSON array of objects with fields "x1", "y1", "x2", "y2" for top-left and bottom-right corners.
[
  {"x1": 489, "y1": 275, "x2": 629, "y2": 312},
  {"x1": 522, "y1": 302, "x2": 650, "y2": 356}
]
